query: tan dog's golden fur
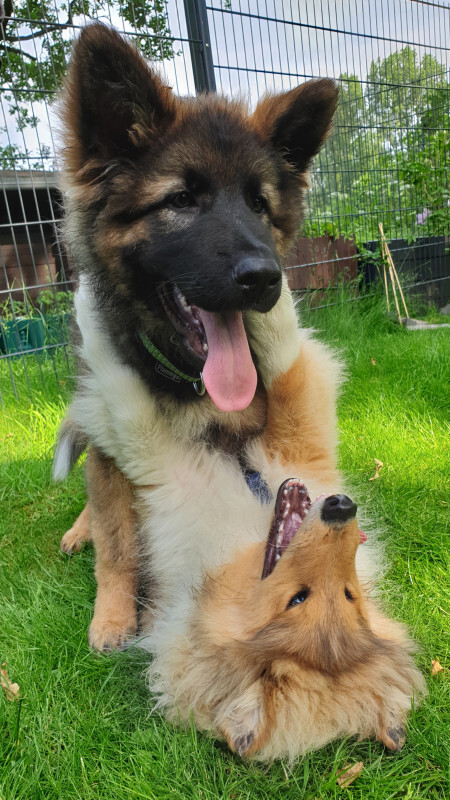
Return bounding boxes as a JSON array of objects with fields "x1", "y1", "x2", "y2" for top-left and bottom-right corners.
[{"x1": 159, "y1": 497, "x2": 423, "y2": 760}]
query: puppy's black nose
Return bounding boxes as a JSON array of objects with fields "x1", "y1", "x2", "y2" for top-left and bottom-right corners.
[
  {"x1": 321, "y1": 494, "x2": 357, "y2": 523},
  {"x1": 233, "y1": 258, "x2": 281, "y2": 311}
]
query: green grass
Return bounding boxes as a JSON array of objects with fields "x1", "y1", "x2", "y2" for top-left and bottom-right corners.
[{"x1": 1, "y1": 298, "x2": 449, "y2": 799}]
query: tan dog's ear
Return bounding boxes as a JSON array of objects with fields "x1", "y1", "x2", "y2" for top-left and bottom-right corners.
[
  {"x1": 214, "y1": 679, "x2": 270, "y2": 758},
  {"x1": 251, "y1": 79, "x2": 338, "y2": 174}
]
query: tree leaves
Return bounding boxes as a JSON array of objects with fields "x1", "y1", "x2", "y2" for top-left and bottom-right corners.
[
  {"x1": 310, "y1": 47, "x2": 450, "y2": 245},
  {"x1": 0, "y1": 0, "x2": 174, "y2": 166}
]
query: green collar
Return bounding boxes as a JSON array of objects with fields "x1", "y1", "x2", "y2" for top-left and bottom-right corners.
[{"x1": 139, "y1": 331, "x2": 205, "y2": 396}]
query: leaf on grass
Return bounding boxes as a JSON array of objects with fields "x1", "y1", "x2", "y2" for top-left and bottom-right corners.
[
  {"x1": 431, "y1": 659, "x2": 444, "y2": 676},
  {"x1": 371, "y1": 358, "x2": 376, "y2": 365},
  {"x1": 1, "y1": 663, "x2": 20, "y2": 701},
  {"x1": 369, "y1": 458, "x2": 383, "y2": 481},
  {"x1": 337, "y1": 761, "x2": 364, "y2": 788}
]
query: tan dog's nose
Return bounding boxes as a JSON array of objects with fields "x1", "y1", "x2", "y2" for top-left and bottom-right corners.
[{"x1": 321, "y1": 494, "x2": 357, "y2": 523}]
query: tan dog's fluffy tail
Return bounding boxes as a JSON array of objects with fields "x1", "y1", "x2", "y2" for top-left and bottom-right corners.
[{"x1": 53, "y1": 411, "x2": 88, "y2": 480}]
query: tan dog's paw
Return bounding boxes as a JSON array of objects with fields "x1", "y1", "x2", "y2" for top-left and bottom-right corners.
[
  {"x1": 60, "y1": 505, "x2": 91, "y2": 554},
  {"x1": 215, "y1": 678, "x2": 269, "y2": 759},
  {"x1": 88, "y1": 615, "x2": 137, "y2": 652},
  {"x1": 378, "y1": 724, "x2": 406, "y2": 751},
  {"x1": 245, "y1": 275, "x2": 300, "y2": 386}
]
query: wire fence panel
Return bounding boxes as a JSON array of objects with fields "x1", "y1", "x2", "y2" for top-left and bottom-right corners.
[
  {"x1": 1, "y1": 0, "x2": 449, "y2": 402},
  {"x1": 0, "y1": 0, "x2": 198, "y2": 402},
  {"x1": 206, "y1": 0, "x2": 449, "y2": 304}
]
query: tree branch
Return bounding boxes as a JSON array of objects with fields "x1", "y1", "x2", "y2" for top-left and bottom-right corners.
[
  {"x1": 0, "y1": 42, "x2": 38, "y2": 59},
  {"x1": 7, "y1": 21, "x2": 73, "y2": 41},
  {"x1": 4, "y1": 2, "x2": 82, "y2": 42}
]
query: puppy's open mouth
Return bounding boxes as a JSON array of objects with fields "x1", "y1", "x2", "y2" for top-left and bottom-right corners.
[
  {"x1": 157, "y1": 282, "x2": 258, "y2": 413},
  {"x1": 262, "y1": 479, "x2": 312, "y2": 579},
  {"x1": 159, "y1": 283, "x2": 208, "y2": 360}
]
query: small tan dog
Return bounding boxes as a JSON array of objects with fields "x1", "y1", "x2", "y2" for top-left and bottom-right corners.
[
  {"x1": 152, "y1": 481, "x2": 424, "y2": 760},
  {"x1": 58, "y1": 276, "x2": 425, "y2": 760}
]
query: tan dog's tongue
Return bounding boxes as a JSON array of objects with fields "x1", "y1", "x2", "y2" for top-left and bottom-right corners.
[{"x1": 199, "y1": 310, "x2": 257, "y2": 412}]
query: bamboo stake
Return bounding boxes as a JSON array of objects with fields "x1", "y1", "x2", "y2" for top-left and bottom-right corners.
[
  {"x1": 387, "y1": 254, "x2": 410, "y2": 319},
  {"x1": 388, "y1": 252, "x2": 402, "y2": 322},
  {"x1": 379, "y1": 223, "x2": 409, "y2": 317},
  {"x1": 381, "y1": 233, "x2": 409, "y2": 317},
  {"x1": 378, "y1": 223, "x2": 410, "y2": 321},
  {"x1": 379, "y1": 226, "x2": 401, "y2": 322},
  {"x1": 382, "y1": 261, "x2": 390, "y2": 310}
]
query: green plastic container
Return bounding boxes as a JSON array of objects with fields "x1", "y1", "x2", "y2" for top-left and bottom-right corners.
[{"x1": 0, "y1": 317, "x2": 46, "y2": 355}]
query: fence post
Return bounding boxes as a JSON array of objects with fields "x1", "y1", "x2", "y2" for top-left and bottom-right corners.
[{"x1": 183, "y1": 0, "x2": 217, "y2": 93}]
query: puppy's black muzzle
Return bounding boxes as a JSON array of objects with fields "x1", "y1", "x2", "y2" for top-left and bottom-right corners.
[
  {"x1": 321, "y1": 494, "x2": 357, "y2": 523},
  {"x1": 233, "y1": 257, "x2": 281, "y2": 311}
]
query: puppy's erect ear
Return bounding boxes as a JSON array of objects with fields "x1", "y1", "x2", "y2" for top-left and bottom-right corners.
[
  {"x1": 215, "y1": 679, "x2": 270, "y2": 759},
  {"x1": 251, "y1": 79, "x2": 338, "y2": 174},
  {"x1": 62, "y1": 23, "x2": 176, "y2": 171}
]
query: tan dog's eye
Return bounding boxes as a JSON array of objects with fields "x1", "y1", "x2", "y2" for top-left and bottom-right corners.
[
  {"x1": 287, "y1": 588, "x2": 310, "y2": 608},
  {"x1": 345, "y1": 588, "x2": 354, "y2": 601}
]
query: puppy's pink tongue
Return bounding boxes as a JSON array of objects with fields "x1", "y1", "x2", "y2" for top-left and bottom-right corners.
[{"x1": 199, "y1": 310, "x2": 257, "y2": 412}]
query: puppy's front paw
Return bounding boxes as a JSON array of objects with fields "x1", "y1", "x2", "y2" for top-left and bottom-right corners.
[
  {"x1": 88, "y1": 616, "x2": 137, "y2": 652},
  {"x1": 245, "y1": 276, "x2": 300, "y2": 387},
  {"x1": 88, "y1": 585, "x2": 138, "y2": 652},
  {"x1": 60, "y1": 527, "x2": 89, "y2": 554},
  {"x1": 60, "y1": 505, "x2": 91, "y2": 554}
]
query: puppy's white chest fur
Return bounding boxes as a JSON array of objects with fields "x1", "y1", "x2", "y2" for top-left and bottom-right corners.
[{"x1": 72, "y1": 278, "x2": 273, "y2": 601}]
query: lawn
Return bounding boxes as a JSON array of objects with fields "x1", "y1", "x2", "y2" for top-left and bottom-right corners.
[{"x1": 1, "y1": 297, "x2": 449, "y2": 799}]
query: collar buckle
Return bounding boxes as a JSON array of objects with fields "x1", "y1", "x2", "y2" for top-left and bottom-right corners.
[{"x1": 193, "y1": 373, "x2": 206, "y2": 396}]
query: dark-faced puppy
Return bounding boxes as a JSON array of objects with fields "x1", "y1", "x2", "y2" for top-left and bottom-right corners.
[
  {"x1": 61, "y1": 23, "x2": 338, "y2": 408},
  {"x1": 57, "y1": 22, "x2": 339, "y2": 650}
]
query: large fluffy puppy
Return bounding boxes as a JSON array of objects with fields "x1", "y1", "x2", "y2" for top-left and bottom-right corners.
[
  {"x1": 63, "y1": 276, "x2": 425, "y2": 760},
  {"x1": 56, "y1": 23, "x2": 340, "y2": 649}
]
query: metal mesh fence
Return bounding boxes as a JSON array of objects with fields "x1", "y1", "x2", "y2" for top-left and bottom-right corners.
[{"x1": 1, "y1": 0, "x2": 449, "y2": 402}]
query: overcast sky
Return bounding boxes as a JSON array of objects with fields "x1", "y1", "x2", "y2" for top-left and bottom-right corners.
[
  {"x1": 163, "y1": 0, "x2": 449, "y2": 96},
  {"x1": 1, "y1": 0, "x2": 449, "y2": 168}
]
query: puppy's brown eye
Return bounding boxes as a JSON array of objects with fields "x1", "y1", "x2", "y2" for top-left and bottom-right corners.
[
  {"x1": 345, "y1": 588, "x2": 354, "y2": 601},
  {"x1": 252, "y1": 196, "x2": 267, "y2": 215},
  {"x1": 170, "y1": 191, "x2": 195, "y2": 209},
  {"x1": 287, "y1": 588, "x2": 310, "y2": 608}
]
